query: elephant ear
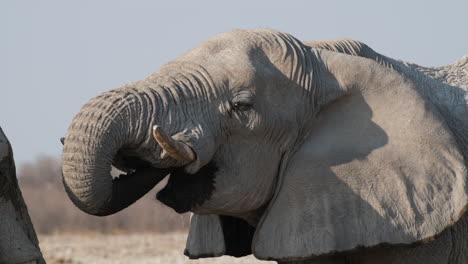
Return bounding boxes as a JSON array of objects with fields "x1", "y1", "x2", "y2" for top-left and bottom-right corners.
[
  {"x1": 185, "y1": 214, "x2": 255, "y2": 259},
  {"x1": 252, "y1": 50, "x2": 468, "y2": 260}
]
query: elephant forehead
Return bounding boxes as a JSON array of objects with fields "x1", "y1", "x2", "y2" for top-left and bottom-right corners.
[{"x1": 177, "y1": 32, "x2": 254, "y2": 64}]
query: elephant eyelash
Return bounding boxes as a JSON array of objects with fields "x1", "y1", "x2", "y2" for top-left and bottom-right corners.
[{"x1": 232, "y1": 101, "x2": 253, "y2": 112}]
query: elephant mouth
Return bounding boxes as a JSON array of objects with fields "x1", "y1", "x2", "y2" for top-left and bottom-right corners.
[{"x1": 155, "y1": 161, "x2": 218, "y2": 214}]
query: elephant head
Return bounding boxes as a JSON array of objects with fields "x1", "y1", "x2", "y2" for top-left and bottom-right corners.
[{"x1": 62, "y1": 29, "x2": 467, "y2": 261}]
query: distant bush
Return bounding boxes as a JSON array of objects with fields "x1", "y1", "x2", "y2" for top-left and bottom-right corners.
[{"x1": 17, "y1": 155, "x2": 190, "y2": 234}]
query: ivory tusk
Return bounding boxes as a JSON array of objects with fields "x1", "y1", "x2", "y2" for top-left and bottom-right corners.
[{"x1": 152, "y1": 125, "x2": 196, "y2": 162}]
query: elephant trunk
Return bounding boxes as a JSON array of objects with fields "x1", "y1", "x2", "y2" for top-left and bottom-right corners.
[{"x1": 61, "y1": 88, "x2": 173, "y2": 216}]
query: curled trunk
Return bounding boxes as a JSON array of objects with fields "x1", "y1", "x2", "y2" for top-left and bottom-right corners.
[{"x1": 61, "y1": 88, "x2": 170, "y2": 216}]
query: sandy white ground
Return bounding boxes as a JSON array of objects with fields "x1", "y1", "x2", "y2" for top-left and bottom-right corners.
[{"x1": 39, "y1": 232, "x2": 274, "y2": 264}]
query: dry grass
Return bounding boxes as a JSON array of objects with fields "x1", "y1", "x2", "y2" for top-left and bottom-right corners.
[{"x1": 39, "y1": 232, "x2": 273, "y2": 264}]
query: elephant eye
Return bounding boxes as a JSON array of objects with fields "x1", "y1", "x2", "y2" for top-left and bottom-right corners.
[{"x1": 232, "y1": 101, "x2": 253, "y2": 112}]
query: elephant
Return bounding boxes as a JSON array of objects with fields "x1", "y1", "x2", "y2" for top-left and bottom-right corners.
[
  {"x1": 0, "y1": 127, "x2": 45, "y2": 264},
  {"x1": 61, "y1": 29, "x2": 468, "y2": 263}
]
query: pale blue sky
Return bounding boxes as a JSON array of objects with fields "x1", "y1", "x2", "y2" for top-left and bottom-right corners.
[{"x1": 1, "y1": 0, "x2": 467, "y2": 165}]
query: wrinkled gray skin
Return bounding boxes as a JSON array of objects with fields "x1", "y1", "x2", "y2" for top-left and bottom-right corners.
[
  {"x1": 61, "y1": 30, "x2": 467, "y2": 263},
  {"x1": 0, "y1": 127, "x2": 45, "y2": 264}
]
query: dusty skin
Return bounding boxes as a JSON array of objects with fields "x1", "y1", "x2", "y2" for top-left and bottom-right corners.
[{"x1": 40, "y1": 232, "x2": 274, "y2": 264}]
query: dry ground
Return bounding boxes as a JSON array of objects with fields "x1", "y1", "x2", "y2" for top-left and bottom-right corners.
[{"x1": 39, "y1": 232, "x2": 275, "y2": 264}]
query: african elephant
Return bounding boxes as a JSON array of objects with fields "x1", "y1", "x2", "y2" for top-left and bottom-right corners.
[
  {"x1": 0, "y1": 127, "x2": 45, "y2": 264},
  {"x1": 61, "y1": 29, "x2": 468, "y2": 263}
]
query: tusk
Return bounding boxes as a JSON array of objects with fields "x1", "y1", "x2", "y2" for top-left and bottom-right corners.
[{"x1": 152, "y1": 125, "x2": 196, "y2": 162}]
